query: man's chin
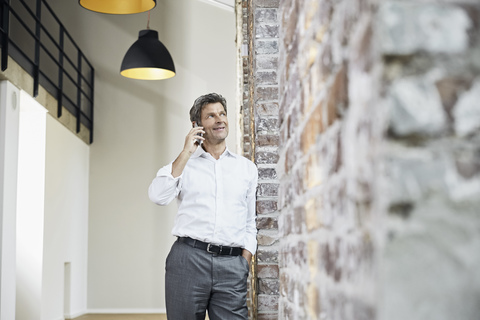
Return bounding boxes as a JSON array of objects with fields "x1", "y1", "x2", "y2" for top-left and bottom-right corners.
[
  {"x1": 212, "y1": 129, "x2": 228, "y2": 138},
  {"x1": 208, "y1": 133, "x2": 228, "y2": 142}
]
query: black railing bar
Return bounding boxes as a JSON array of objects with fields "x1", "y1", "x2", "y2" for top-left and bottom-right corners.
[
  {"x1": 89, "y1": 68, "x2": 94, "y2": 143},
  {"x1": 76, "y1": 51, "x2": 81, "y2": 133},
  {"x1": 8, "y1": 7, "x2": 38, "y2": 38},
  {"x1": 8, "y1": 40, "x2": 95, "y2": 111},
  {"x1": 57, "y1": 25, "x2": 63, "y2": 117},
  {"x1": 40, "y1": 0, "x2": 93, "y2": 70},
  {"x1": 5, "y1": 20, "x2": 93, "y2": 89},
  {"x1": 8, "y1": 12, "x2": 51, "y2": 47},
  {"x1": 8, "y1": 39, "x2": 34, "y2": 66},
  {"x1": 51, "y1": 69, "x2": 94, "y2": 105},
  {"x1": 15, "y1": 0, "x2": 69, "y2": 51},
  {"x1": 37, "y1": 22, "x2": 94, "y2": 82},
  {"x1": 8, "y1": 14, "x2": 94, "y2": 89},
  {"x1": 38, "y1": 68, "x2": 93, "y2": 118},
  {"x1": 48, "y1": 66, "x2": 94, "y2": 104},
  {"x1": 12, "y1": 0, "x2": 94, "y2": 71},
  {"x1": 8, "y1": 8, "x2": 67, "y2": 63},
  {"x1": 63, "y1": 32, "x2": 94, "y2": 70},
  {"x1": 33, "y1": 0, "x2": 41, "y2": 97},
  {"x1": 60, "y1": 72, "x2": 93, "y2": 104},
  {"x1": 59, "y1": 90, "x2": 93, "y2": 123},
  {"x1": 39, "y1": 70, "x2": 94, "y2": 125},
  {"x1": 8, "y1": 35, "x2": 89, "y2": 98},
  {"x1": 62, "y1": 55, "x2": 94, "y2": 89},
  {"x1": 8, "y1": 34, "x2": 94, "y2": 95},
  {"x1": 1, "y1": 0, "x2": 10, "y2": 71},
  {"x1": 4, "y1": 0, "x2": 94, "y2": 142},
  {"x1": 58, "y1": 96, "x2": 93, "y2": 124},
  {"x1": 8, "y1": 11, "x2": 71, "y2": 71},
  {"x1": 57, "y1": 54, "x2": 94, "y2": 90},
  {"x1": 15, "y1": 0, "x2": 38, "y2": 22}
]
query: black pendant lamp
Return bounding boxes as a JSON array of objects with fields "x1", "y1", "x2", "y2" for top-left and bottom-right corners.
[
  {"x1": 79, "y1": 0, "x2": 156, "y2": 14},
  {"x1": 120, "y1": 28, "x2": 176, "y2": 80}
]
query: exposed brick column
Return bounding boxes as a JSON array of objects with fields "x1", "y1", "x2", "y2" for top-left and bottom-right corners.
[
  {"x1": 237, "y1": 0, "x2": 280, "y2": 319},
  {"x1": 253, "y1": 0, "x2": 280, "y2": 318}
]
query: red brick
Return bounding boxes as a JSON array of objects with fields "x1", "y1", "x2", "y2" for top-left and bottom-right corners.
[
  {"x1": 257, "y1": 231, "x2": 279, "y2": 246},
  {"x1": 256, "y1": 134, "x2": 280, "y2": 147},
  {"x1": 257, "y1": 313, "x2": 279, "y2": 320},
  {"x1": 257, "y1": 264, "x2": 279, "y2": 278},
  {"x1": 258, "y1": 294, "x2": 279, "y2": 311},
  {"x1": 257, "y1": 216, "x2": 278, "y2": 229},
  {"x1": 258, "y1": 279, "x2": 280, "y2": 295},
  {"x1": 256, "y1": 200, "x2": 278, "y2": 214},
  {"x1": 301, "y1": 103, "x2": 324, "y2": 153},
  {"x1": 256, "y1": 56, "x2": 279, "y2": 70},
  {"x1": 256, "y1": 86, "x2": 279, "y2": 101},
  {"x1": 256, "y1": 0, "x2": 280, "y2": 8},
  {"x1": 326, "y1": 64, "x2": 348, "y2": 124}
]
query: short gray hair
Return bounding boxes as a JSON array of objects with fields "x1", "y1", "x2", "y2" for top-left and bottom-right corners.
[{"x1": 189, "y1": 93, "x2": 227, "y2": 125}]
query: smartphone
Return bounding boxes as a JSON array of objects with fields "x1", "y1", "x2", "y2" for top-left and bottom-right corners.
[{"x1": 194, "y1": 122, "x2": 203, "y2": 145}]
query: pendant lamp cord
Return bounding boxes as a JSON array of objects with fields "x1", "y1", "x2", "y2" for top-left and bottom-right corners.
[{"x1": 147, "y1": 11, "x2": 150, "y2": 29}]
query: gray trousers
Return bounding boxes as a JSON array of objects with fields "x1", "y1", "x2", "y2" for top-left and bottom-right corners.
[{"x1": 165, "y1": 239, "x2": 250, "y2": 320}]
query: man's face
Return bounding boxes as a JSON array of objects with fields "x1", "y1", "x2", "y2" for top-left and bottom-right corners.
[{"x1": 200, "y1": 102, "x2": 229, "y2": 143}]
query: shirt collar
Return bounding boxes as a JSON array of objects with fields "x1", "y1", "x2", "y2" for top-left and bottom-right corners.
[{"x1": 191, "y1": 145, "x2": 237, "y2": 160}]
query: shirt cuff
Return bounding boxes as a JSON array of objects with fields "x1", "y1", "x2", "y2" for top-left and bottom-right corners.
[
  {"x1": 243, "y1": 238, "x2": 257, "y2": 256},
  {"x1": 156, "y1": 162, "x2": 182, "y2": 180}
]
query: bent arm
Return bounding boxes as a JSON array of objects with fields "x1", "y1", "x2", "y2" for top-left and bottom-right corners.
[
  {"x1": 149, "y1": 125, "x2": 205, "y2": 204},
  {"x1": 171, "y1": 125, "x2": 205, "y2": 177},
  {"x1": 148, "y1": 163, "x2": 181, "y2": 205}
]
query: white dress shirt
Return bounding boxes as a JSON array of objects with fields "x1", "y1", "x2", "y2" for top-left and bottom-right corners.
[{"x1": 148, "y1": 146, "x2": 258, "y2": 255}]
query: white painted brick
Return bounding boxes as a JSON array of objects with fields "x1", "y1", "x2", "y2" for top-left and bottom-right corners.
[
  {"x1": 388, "y1": 76, "x2": 447, "y2": 136},
  {"x1": 453, "y1": 79, "x2": 480, "y2": 137},
  {"x1": 378, "y1": 3, "x2": 471, "y2": 55}
]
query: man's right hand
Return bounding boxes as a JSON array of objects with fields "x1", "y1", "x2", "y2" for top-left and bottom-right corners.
[
  {"x1": 184, "y1": 126, "x2": 205, "y2": 154},
  {"x1": 171, "y1": 126, "x2": 205, "y2": 178}
]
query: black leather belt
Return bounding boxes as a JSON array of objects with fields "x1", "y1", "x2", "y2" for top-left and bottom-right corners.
[{"x1": 178, "y1": 237, "x2": 243, "y2": 256}]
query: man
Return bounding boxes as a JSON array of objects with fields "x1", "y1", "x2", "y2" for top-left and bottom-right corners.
[{"x1": 148, "y1": 93, "x2": 258, "y2": 320}]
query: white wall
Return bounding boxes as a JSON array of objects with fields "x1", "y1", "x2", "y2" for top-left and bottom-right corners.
[
  {"x1": 0, "y1": 80, "x2": 20, "y2": 320},
  {"x1": 47, "y1": 0, "x2": 237, "y2": 312},
  {"x1": 42, "y1": 115, "x2": 90, "y2": 320},
  {"x1": 1, "y1": 81, "x2": 89, "y2": 320},
  {"x1": 16, "y1": 91, "x2": 47, "y2": 320}
]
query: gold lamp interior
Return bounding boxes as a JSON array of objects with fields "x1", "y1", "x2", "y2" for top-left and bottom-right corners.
[
  {"x1": 120, "y1": 68, "x2": 176, "y2": 80},
  {"x1": 79, "y1": 0, "x2": 156, "y2": 14}
]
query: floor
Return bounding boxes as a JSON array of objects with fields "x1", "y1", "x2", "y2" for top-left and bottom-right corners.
[{"x1": 73, "y1": 315, "x2": 167, "y2": 320}]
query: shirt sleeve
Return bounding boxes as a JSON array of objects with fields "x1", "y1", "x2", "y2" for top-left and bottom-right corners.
[
  {"x1": 243, "y1": 163, "x2": 258, "y2": 255},
  {"x1": 148, "y1": 162, "x2": 182, "y2": 206}
]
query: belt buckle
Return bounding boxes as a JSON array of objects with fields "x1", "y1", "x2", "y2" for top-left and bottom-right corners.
[
  {"x1": 207, "y1": 243, "x2": 215, "y2": 254},
  {"x1": 207, "y1": 243, "x2": 222, "y2": 254}
]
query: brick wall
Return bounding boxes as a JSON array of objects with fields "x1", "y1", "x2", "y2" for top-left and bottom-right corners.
[
  {"x1": 277, "y1": 0, "x2": 381, "y2": 318},
  {"x1": 239, "y1": 0, "x2": 281, "y2": 319},
  {"x1": 377, "y1": 2, "x2": 480, "y2": 320},
  {"x1": 240, "y1": 0, "x2": 480, "y2": 319},
  {"x1": 274, "y1": 0, "x2": 480, "y2": 320}
]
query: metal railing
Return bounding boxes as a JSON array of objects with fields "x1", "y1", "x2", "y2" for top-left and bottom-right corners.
[{"x1": 0, "y1": 0, "x2": 94, "y2": 143}]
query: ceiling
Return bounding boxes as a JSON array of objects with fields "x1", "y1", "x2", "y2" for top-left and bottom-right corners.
[{"x1": 198, "y1": 0, "x2": 235, "y2": 11}]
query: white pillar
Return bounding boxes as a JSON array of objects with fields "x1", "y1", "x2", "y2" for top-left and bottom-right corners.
[
  {"x1": 15, "y1": 90, "x2": 47, "y2": 320},
  {"x1": 0, "y1": 80, "x2": 20, "y2": 320}
]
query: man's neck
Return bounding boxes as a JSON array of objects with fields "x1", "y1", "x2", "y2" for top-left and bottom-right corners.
[{"x1": 202, "y1": 141, "x2": 226, "y2": 160}]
